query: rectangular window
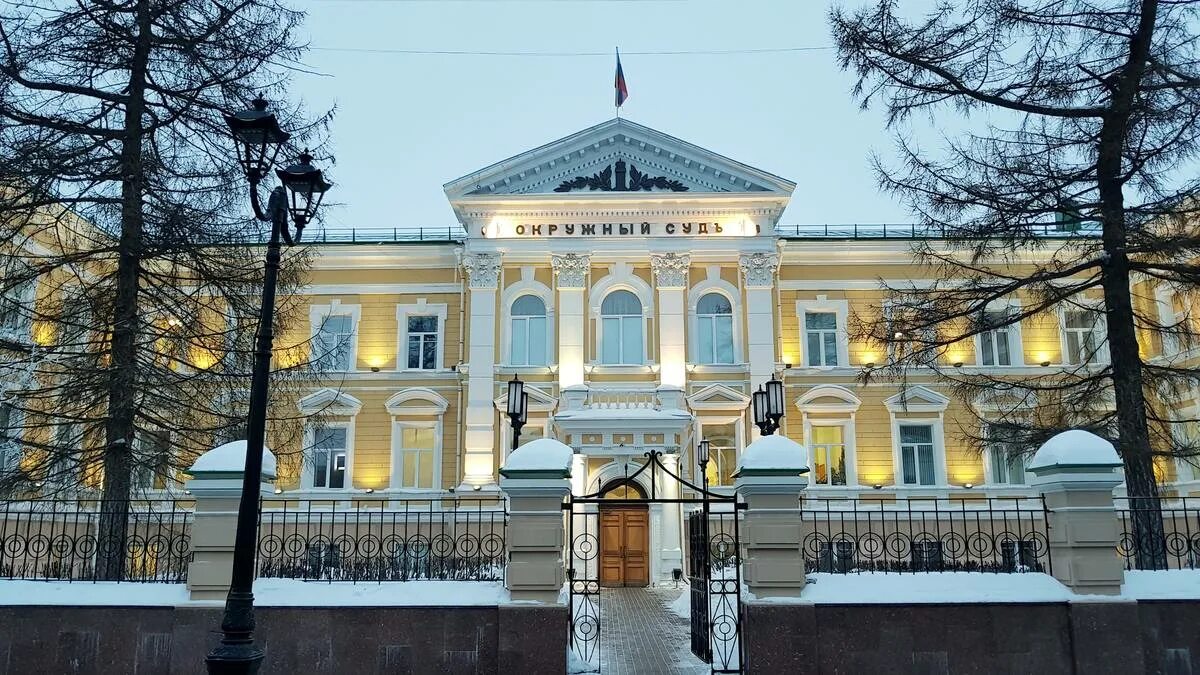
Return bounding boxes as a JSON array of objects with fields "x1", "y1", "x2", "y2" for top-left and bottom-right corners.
[
  {"x1": 312, "y1": 427, "x2": 348, "y2": 489},
  {"x1": 0, "y1": 402, "x2": 16, "y2": 473},
  {"x1": 701, "y1": 422, "x2": 738, "y2": 487},
  {"x1": 510, "y1": 315, "x2": 547, "y2": 366},
  {"x1": 986, "y1": 424, "x2": 1026, "y2": 485},
  {"x1": 805, "y1": 312, "x2": 839, "y2": 367},
  {"x1": 697, "y1": 314, "x2": 734, "y2": 364},
  {"x1": 0, "y1": 275, "x2": 33, "y2": 333},
  {"x1": 810, "y1": 425, "x2": 847, "y2": 486},
  {"x1": 601, "y1": 316, "x2": 643, "y2": 365},
  {"x1": 1064, "y1": 309, "x2": 1106, "y2": 364},
  {"x1": 397, "y1": 426, "x2": 436, "y2": 489},
  {"x1": 133, "y1": 431, "x2": 171, "y2": 490},
  {"x1": 899, "y1": 424, "x2": 936, "y2": 485},
  {"x1": 979, "y1": 311, "x2": 1012, "y2": 366},
  {"x1": 48, "y1": 423, "x2": 81, "y2": 487},
  {"x1": 313, "y1": 314, "x2": 355, "y2": 371},
  {"x1": 406, "y1": 315, "x2": 439, "y2": 369},
  {"x1": 1172, "y1": 419, "x2": 1200, "y2": 483}
]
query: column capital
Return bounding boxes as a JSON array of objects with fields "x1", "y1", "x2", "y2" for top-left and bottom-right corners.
[
  {"x1": 462, "y1": 252, "x2": 501, "y2": 290},
  {"x1": 552, "y1": 253, "x2": 591, "y2": 289},
  {"x1": 650, "y1": 252, "x2": 690, "y2": 289},
  {"x1": 739, "y1": 252, "x2": 779, "y2": 289}
]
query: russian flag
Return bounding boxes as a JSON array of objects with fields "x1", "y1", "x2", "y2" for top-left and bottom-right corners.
[{"x1": 615, "y1": 48, "x2": 628, "y2": 107}]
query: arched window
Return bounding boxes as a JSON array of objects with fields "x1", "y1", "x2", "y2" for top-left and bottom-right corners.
[
  {"x1": 696, "y1": 293, "x2": 734, "y2": 364},
  {"x1": 510, "y1": 295, "x2": 547, "y2": 366},
  {"x1": 600, "y1": 290, "x2": 643, "y2": 364}
]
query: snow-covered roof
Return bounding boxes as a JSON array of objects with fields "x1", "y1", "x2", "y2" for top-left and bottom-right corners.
[
  {"x1": 736, "y1": 435, "x2": 809, "y2": 473},
  {"x1": 500, "y1": 438, "x2": 573, "y2": 476},
  {"x1": 188, "y1": 440, "x2": 278, "y2": 479},
  {"x1": 1029, "y1": 429, "x2": 1121, "y2": 471}
]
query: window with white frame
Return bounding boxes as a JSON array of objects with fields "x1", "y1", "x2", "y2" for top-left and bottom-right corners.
[
  {"x1": 696, "y1": 293, "x2": 734, "y2": 365},
  {"x1": 701, "y1": 421, "x2": 738, "y2": 486},
  {"x1": 810, "y1": 425, "x2": 848, "y2": 486},
  {"x1": 978, "y1": 310, "x2": 1015, "y2": 366},
  {"x1": 898, "y1": 424, "x2": 937, "y2": 485},
  {"x1": 309, "y1": 426, "x2": 348, "y2": 489},
  {"x1": 600, "y1": 290, "x2": 643, "y2": 365},
  {"x1": 1158, "y1": 289, "x2": 1197, "y2": 355},
  {"x1": 506, "y1": 422, "x2": 545, "y2": 457},
  {"x1": 1171, "y1": 418, "x2": 1200, "y2": 483},
  {"x1": 985, "y1": 423, "x2": 1027, "y2": 485},
  {"x1": 0, "y1": 271, "x2": 34, "y2": 334},
  {"x1": 805, "y1": 312, "x2": 839, "y2": 367},
  {"x1": 0, "y1": 401, "x2": 19, "y2": 474},
  {"x1": 406, "y1": 315, "x2": 440, "y2": 369},
  {"x1": 1063, "y1": 307, "x2": 1107, "y2": 364},
  {"x1": 312, "y1": 312, "x2": 356, "y2": 371},
  {"x1": 133, "y1": 430, "x2": 172, "y2": 491},
  {"x1": 883, "y1": 302, "x2": 936, "y2": 364},
  {"x1": 395, "y1": 424, "x2": 437, "y2": 489},
  {"x1": 510, "y1": 295, "x2": 548, "y2": 366},
  {"x1": 48, "y1": 422, "x2": 81, "y2": 487}
]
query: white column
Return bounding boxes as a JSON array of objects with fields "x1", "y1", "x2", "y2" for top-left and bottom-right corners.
[
  {"x1": 652, "y1": 253, "x2": 690, "y2": 394},
  {"x1": 740, "y1": 253, "x2": 779, "y2": 439},
  {"x1": 659, "y1": 453, "x2": 684, "y2": 581},
  {"x1": 553, "y1": 254, "x2": 590, "y2": 390},
  {"x1": 461, "y1": 252, "x2": 501, "y2": 489}
]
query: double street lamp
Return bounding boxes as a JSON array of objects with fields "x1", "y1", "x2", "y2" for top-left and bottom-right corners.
[
  {"x1": 751, "y1": 376, "x2": 785, "y2": 436},
  {"x1": 206, "y1": 96, "x2": 331, "y2": 675}
]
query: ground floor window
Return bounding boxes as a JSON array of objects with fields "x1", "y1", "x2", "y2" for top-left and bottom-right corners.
[
  {"x1": 810, "y1": 425, "x2": 847, "y2": 486},
  {"x1": 986, "y1": 423, "x2": 1027, "y2": 485},
  {"x1": 899, "y1": 424, "x2": 936, "y2": 486},
  {"x1": 700, "y1": 421, "x2": 738, "y2": 487},
  {"x1": 310, "y1": 426, "x2": 348, "y2": 489},
  {"x1": 395, "y1": 425, "x2": 436, "y2": 489}
]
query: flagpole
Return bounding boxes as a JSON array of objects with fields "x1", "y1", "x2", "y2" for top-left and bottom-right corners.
[{"x1": 615, "y1": 46, "x2": 620, "y2": 120}]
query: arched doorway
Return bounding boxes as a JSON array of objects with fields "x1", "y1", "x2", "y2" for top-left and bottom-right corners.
[{"x1": 598, "y1": 479, "x2": 649, "y2": 587}]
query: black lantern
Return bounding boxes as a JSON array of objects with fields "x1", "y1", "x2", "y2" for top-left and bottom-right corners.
[
  {"x1": 766, "y1": 376, "x2": 785, "y2": 432},
  {"x1": 507, "y1": 376, "x2": 528, "y2": 451},
  {"x1": 224, "y1": 95, "x2": 289, "y2": 183},
  {"x1": 697, "y1": 439, "x2": 710, "y2": 468},
  {"x1": 276, "y1": 149, "x2": 331, "y2": 228},
  {"x1": 752, "y1": 386, "x2": 769, "y2": 435}
]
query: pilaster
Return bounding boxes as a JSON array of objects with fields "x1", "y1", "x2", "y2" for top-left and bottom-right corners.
[
  {"x1": 652, "y1": 252, "x2": 690, "y2": 389},
  {"x1": 740, "y1": 252, "x2": 779, "y2": 439},
  {"x1": 462, "y1": 252, "x2": 501, "y2": 489},
  {"x1": 553, "y1": 253, "x2": 590, "y2": 390}
]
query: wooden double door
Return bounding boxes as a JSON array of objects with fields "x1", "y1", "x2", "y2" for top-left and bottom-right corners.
[{"x1": 599, "y1": 505, "x2": 649, "y2": 587}]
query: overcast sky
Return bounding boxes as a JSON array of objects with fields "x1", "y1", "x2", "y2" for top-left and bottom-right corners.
[{"x1": 290, "y1": 0, "x2": 924, "y2": 232}]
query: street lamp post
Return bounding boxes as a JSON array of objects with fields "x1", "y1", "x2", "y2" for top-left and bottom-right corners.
[
  {"x1": 206, "y1": 96, "x2": 331, "y2": 675},
  {"x1": 506, "y1": 375, "x2": 529, "y2": 452},
  {"x1": 751, "y1": 376, "x2": 786, "y2": 436},
  {"x1": 696, "y1": 439, "x2": 711, "y2": 589}
]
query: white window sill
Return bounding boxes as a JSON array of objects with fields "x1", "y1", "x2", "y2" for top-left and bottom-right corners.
[
  {"x1": 586, "y1": 363, "x2": 658, "y2": 375},
  {"x1": 689, "y1": 363, "x2": 750, "y2": 374},
  {"x1": 495, "y1": 365, "x2": 555, "y2": 375}
]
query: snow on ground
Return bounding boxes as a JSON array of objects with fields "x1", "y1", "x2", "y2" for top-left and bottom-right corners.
[
  {"x1": 777, "y1": 572, "x2": 1078, "y2": 604},
  {"x1": 0, "y1": 580, "x2": 191, "y2": 606},
  {"x1": 566, "y1": 646, "x2": 599, "y2": 674},
  {"x1": 667, "y1": 588, "x2": 690, "y2": 619},
  {"x1": 1122, "y1": 569, "x2": 1200, "y2": 600}
]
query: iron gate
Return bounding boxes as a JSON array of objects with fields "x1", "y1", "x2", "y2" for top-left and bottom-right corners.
[{"x1": 564, "y1": 450, "x2": 744, "y2": 674}]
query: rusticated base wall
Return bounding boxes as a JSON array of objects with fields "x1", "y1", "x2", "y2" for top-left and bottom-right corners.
[
  {"x1": 0, "y1": 603, "x2": 565, "y2": 675},
  {"x1": 742, "y1": 599, "x2": 1200, "y2": 675}
]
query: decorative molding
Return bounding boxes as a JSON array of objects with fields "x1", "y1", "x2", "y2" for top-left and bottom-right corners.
[
  {"x1": 552, "y1": 253, "x2": 591, "y2": 289},
  {"x1": 385, "y1": 388, "x2": 450, "y2": 416},
  {"x1": 462, "y1": 253, "x2": 501, "y2": 290},
  {"x1": 650, "y1": 252, "x2": 690, "y2": 289},
  {"x1": 554, "y1": 159, "x2": 689, "y2": 193},
  {"x1": 739, "y1": 252, "x2": 779, "y2": 289},
  {"x1": 297, "y1": 388, "x2": 363, "y2": 416},
  {"x1": 303, "y1": 283, "x2": 462, "y2": 295}
]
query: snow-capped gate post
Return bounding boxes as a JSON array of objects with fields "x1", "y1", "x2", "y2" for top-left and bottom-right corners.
[
  {"x1": 499, "y1": 438, "x2": 573, "y2": 603},
  {"x1": 184, "y1": 440, "x2": 278, "y2": 601},
  {"x1": 733, "y1": 435, "x2": 810, "y2": 597},
  {"x1": 1029, "y1": 430, "x2": 1125, "y2": 595}
]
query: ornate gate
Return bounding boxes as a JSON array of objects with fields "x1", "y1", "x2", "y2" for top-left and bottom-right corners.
[{"x1": 564, "y1": 450, "x2": 744, "y2": 674}]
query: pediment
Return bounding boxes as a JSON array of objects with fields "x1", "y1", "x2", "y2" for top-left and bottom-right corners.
[
  {"x1": 444, "y1": 118, "x2": 795, "y2": 199},
  {"x1": 687, "y1": 383, "x2": 750, "y2": 410},
  {"x1": 884, "y1": 386, "x2": 951, "y2": 413},
  {"x1": 386, "y1": 388, "x2": 449, "y2": 416},
  {"x1": 796, "y1": 385, "x2": 862, "y2": 413},
  {"x1": 297, "y1": 388, "x2": 363, "y2": 416},
  {"x1": 493, "y1": 384, "x2": 557, "y2": 413}
]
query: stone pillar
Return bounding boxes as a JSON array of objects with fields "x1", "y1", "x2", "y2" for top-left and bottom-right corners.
[
  {"x1": 734, "y1": 435, "x2": 809, "y2": 598},
  {"x1": 1030, "y1": 429, "x2": 1126, "y2": 595},
  {"x1": 659, "y1": 452, "x2": 684, "y2": 581},
  {"x1": 651, "y1": 253, "x2": 690, "y2": 390},
  {"x1": 461, "y1": 252, "x2": 502, "y2": 490},
  {"x1": 499, "y1": 438, "x2": 573, "y2": 603},
  {"x1": 740, "y1": 253, "x2": 779, "y2": 440},
  {"x1": 552, "y1": 253, "x2": 590, "y2": 390},
  {"x1": 185, "y1": 440, "x2": 278, "y2": 601}
]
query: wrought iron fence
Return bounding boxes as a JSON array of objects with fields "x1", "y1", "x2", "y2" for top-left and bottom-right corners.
[
  {"x1": 0, "y1": 498, "x2": 193, "y2": 582},
  {"x1": 255, "y1": 496, "x2": 507, "y2": 582},
  {"x1": 800, "y1": 497, "x2": 1050, "y2": 574},
  {"x1": 1116, "y1": 497, "x2": 1200, "y2": 570},
  {"x1": 776, "y1": 222, "x2": 1100, "y2": 239}
]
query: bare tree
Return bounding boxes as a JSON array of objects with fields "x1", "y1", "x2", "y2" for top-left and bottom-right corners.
[
  {"x1": 831, "y1": 0, "x2": 1200, "y2": 568},
  {"x1": 0, "y1": 0, "x2": 332, "y2": 578}
]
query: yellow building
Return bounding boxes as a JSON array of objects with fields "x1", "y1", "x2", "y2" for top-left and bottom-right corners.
[{"x1": 4, "y1": 118, "x2": 1197, "y2": 582}]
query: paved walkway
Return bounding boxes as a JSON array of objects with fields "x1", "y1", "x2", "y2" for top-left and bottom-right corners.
[{"x1": 598, "y1": 586, "x2": 709, "y2": 675}]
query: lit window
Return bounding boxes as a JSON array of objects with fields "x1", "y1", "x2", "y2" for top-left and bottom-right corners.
[
  {"x1": 406, "y1": 316, "x2": 439, "y2": 369},
  {"x1": 396, "y1": 426, "x2": 436, "y2": 489},
  {"x1": 979, "y1": 311, "x2": 1013, "y2": 366},
  {"x1": 312, "y1": 314, "x2": 355, "y2": 371},
  {"x1": 1063, "y1": 309, "x2": 1106, "y2": 364},
  {"x1": 510, "y1": 295, "x2": 547, "y2": 366},
  {"x1": 810, "y1": 425, "x2": 847, "y2": 486},
  {"x1": 805, "y1": 312, "x2": 839, "y2": 367},
  {"x1": 986, "y1": 423, "x2": 1027, "y2": 485},
  {"x1": 899, "y1": 424, "x2": 936, "y2": 485},
  {"x1": 312, "y1": 427, "x2": 348, "y2": 489},
  {"x1": 696, "y1": 293, "x2": 734, "y2": 364},
  {"x1": 600, "y1": 290, "x2": 643, "y2": 365},
  {"x1": 701, "y1": 422, "x2": 737, "y2": 486}
]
